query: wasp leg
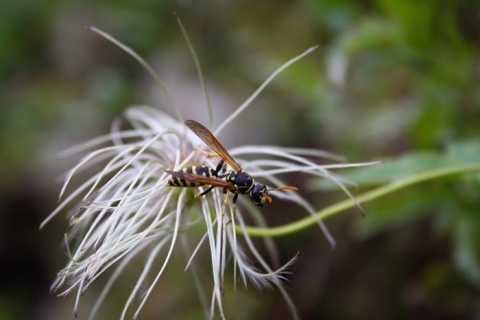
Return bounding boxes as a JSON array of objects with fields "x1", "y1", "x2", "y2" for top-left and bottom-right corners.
[
  {"x1": 194, "y1": 147, "x2": 220, "y2": 159},
  {"x1": 221, "y1": 190, "x2": 231, "y2": 225},
  {"x1": 195, "y1": 148, "x2": 228, "y2": 173},
  {"x1": 193, "y1": 160, "x2": 225, "y2": 199},
  {"x1": 225, "y1": 193, "x2": 239, "y2": 225},
  {"x1": 214, "y1": 159, "x2": 225, "y2": 173},
  {"x1": 194, "y1": 186, "x2": 215, "y2": 199}
]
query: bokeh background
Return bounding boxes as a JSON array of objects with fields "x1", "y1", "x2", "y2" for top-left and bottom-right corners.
[{"x1": 1, "y1": 0, "x2": 480, "y2": 319}]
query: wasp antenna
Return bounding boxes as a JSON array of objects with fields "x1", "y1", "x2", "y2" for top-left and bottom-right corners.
[
  {"x1": 280, "y1": 186, "x2": 298, "y2": 191},
  {"x1": 268, "y1": 185, "x2": 298, "y2": 192}
]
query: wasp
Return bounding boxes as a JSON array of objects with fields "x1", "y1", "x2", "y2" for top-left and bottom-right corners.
[{"x1": 166, "y1": 120, "x2": 297, "y2": 220}]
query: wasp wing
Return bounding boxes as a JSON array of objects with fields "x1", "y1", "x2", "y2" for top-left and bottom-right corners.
[
  {"x1": 185, "y1": 120, "x2": 243, "y2": 172},
  {"x1": 166, "y1": 170, "x2": 235, "y2": 190}
]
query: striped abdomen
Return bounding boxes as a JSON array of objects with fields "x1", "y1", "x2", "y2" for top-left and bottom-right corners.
[{"x1": 167, "y1": 166, "x2": 217, "y2": 187}]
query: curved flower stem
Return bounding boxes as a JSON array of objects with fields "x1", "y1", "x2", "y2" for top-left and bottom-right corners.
[
  {"x1": 174, "y1": 12, "x2": 214, "y2": 127},
  {"x1": 85, "y1": 26, "x2": 184, "y2": 123},
  {"x1": 238, "y1": 163, "x2": 480, "y2": 238},
  {"x1": 214, "y1": 45, "x2": 318, "y2": 136}
]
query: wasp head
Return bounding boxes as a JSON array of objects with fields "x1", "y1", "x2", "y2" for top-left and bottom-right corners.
[
  {"x1": 249, "y1": 183, "x2": 272, "y2": 207},
  {"x1": 249, "y1": 183, "x2": 298, "y2": 207}
]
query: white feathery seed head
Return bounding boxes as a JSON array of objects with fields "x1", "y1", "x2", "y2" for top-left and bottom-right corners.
[{"x1": 42, "y1": 24, "x2": 380, "y2": 320}]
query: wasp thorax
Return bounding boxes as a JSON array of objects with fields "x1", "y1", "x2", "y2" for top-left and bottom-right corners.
[
  {"x1": 226, "y1": 171, "x2": 254, "y2": 194},
  {"x1": 250, "y1": 183, "x2": 268, "y2": 206}
]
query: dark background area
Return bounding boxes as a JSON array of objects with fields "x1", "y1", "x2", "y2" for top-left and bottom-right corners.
[{"x1": 1, "y1": 0, "x2": 479, "y2": 319}]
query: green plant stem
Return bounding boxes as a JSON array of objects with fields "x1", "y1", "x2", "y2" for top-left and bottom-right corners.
[{"x1": 237, "y1": 163, "x2": 480, "y2": 238}]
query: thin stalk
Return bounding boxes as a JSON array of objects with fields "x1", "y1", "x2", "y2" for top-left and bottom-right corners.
[
  {"x1": 174, "y1": 12, "x2": 214, "y2": 127},
  {"x1": 214, "y1": 45, "x2": 318, "y2": 136},
  {"x1": 85, "y1": 26, "x2": 184, "y2": 122},
  {"x1": 238, "y1": 163, "x2": 480, "y2": 237}
]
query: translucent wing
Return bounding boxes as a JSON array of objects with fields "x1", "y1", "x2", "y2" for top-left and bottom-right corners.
[
  {"x1": 166, "y1": 171, "x2": 235, "y2": 190},
  {"x1": 185, "y1": 120, "x2": 243, "y2": 172}
]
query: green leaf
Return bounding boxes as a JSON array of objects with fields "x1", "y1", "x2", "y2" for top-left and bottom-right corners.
[
  {"x1": 447, "y1": 139, "x2": 480, "y2": 165},
  {"x1": 311, "y1": 139, "x2": 480, "y2": 191}
]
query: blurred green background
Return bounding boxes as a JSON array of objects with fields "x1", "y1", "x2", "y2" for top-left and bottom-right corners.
[{"x1": 1, "y1": 0, "x2": 480, "y2": 319}]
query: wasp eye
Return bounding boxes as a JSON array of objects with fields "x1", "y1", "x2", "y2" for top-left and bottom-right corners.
[
  {"x1": 250, "y1": 184, "x2": 268, "y2": 206},
  {"x1": 260, "y1": 193, "x2": 267, "y2": 205}
]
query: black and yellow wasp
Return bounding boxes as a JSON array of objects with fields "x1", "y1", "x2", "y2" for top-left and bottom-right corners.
[{"x1": 167, "y1": 120, "x2": 297, "y2": 218}]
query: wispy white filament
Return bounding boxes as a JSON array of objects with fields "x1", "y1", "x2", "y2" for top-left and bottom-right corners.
[{"x1": 43, "y1": 33, "x2": 380, "y2": 319}]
